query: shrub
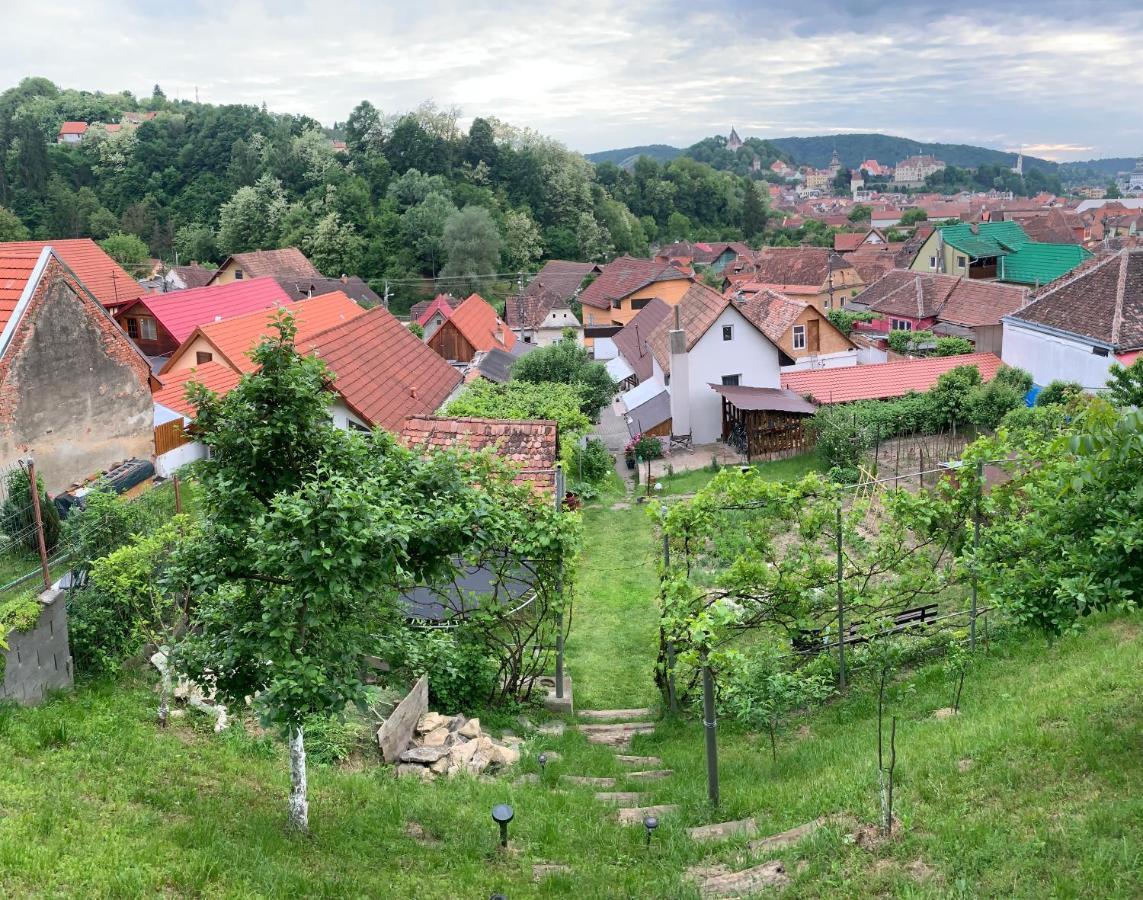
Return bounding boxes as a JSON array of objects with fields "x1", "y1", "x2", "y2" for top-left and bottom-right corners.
[
  {"x1": 933, "y1": 336, "x2": 973, "y2": 357},
  {"x1": 66, "y1": 585, "x2": 138, "y2": 677},
  {"x1": 826, "y1": 309, "x2": 876, "y2": 337},
  {"x1": 1037, "y1": 380, "x2": 1084, "y2": 407},
  {"x1": 965, "y1": 380, "x2": 1026, "y2": 430},
  {"x1": 625, "y1": 433, "x2": 662, "y2": 461},
  {"x1": 302, "y1": 714, "x2": 368, "y2": 765},
  {"x1": 1, "y1": 468, "x2": 61, "y2": 553},
  {"x1": 569, "y1": 438, "x2": 613, "y2": 483},
  {"x1": 1001, "y1": 403, "x2": 1069, "y2": 437},
  {"x1": 378, "y1": 627, "x2": 499, "y2": 713},
  {"x1": 887, "y1": 329, "x2": 934, "y2": 354},
  {"x1": 993, "y1": 365, "x2": 1033, "y2": 395}
]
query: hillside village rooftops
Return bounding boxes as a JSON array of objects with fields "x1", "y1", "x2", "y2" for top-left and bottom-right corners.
[
  {"x1": 448, "y1": 293, "x2": 516, "y2": 352},
  {"x1": 750, "y1": 247, "x2": 855, "y2": 292},
  {"x1": 853, "y1": 270, "x2": 1028, "y2": 326},
  {"x1": 58, "y1": 121, "x2": 88, "y2": 135},
  {"x1": 781, "y1": 352, "x2": 1004, "y2": 404},
  {"x1": 117, "y1": 277, "x2": 292, "y2": 343},
  {"x1": 151, "y1": 361, "x2": 243, "y2": 418},
  {"x1": 611, "y1": 297, "x2": 673, "y2": 382},
  {"x1": 578, "y1": 256, "x2": 692, "y2": 310},
  {"x1": 208, "y1": 248, "x2": 322, "y2": 284},
  {"x1": 413, "y1": 294, "x2": 455, "y2": 326},
  {"x1": 0, "y1": 238, "x2": 146, "y2": 311}
]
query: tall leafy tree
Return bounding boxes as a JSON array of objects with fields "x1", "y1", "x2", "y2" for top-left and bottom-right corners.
[{"x1": 439, "y1": 205, "x2": 501, "y2": 289}]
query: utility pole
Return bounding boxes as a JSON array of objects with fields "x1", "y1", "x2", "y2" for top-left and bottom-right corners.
[
  {"x1": 25, "y1": 459, "x2": 51, "y2": 591},
  {"x1": 383, "y1": 281, "x2": 391, "y2": 310}
]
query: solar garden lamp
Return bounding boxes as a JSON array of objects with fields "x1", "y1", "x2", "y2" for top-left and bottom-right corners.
[
  {"x1": 538, "y1": 752, "x2": 548, "y2": 775},
  {"x1": 492, "y1": 803, "x2": 514, "y2": 848},
  {"x1": 643, "y1": 815, "x2": 659, "y2": 848}
]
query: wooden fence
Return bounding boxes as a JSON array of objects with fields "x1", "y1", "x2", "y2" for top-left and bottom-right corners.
[{"x1": 154, "y1": 420, "x2": 193, "y2": 456}]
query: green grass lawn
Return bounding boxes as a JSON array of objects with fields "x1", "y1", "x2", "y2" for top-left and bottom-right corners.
[{"x1": 652, "y1": 452, "x2": 824, "y2": 498}]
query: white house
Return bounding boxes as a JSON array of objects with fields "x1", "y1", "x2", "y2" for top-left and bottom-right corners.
[
  {"x1": 1001, "y1": 248, "x2": 1142, "y2": 389},
  {"x1": 616, "y1": 283, "x2": 783, "y2": 444}
]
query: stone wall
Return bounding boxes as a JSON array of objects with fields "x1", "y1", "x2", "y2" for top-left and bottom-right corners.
[{"x1": 1, "y1": 589, "x2": 74, "y2": 705}]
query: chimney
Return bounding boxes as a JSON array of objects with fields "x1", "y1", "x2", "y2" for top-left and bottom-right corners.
[
  {"x1": 668, "y1": 305, "x2": 690, "y2": 438},
  {"x1": 340, "y1": 273, "x2": 348, "y2": 284}
]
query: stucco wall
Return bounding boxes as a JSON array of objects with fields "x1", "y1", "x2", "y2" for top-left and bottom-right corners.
[
  {"x1": 1001, "y1": 321, "x2": 1113, "y2": 389},
  {"x1": 0, "y1": 589, "x2": 73, "y2": 705},
  {"x1": 165, "y1": 334, "x2": 224, "y2": 373},
  {"x1": 583, "y1": 278, "x2": 693, "y2": 329},
  {"x1": 0, "y1": 269, "x2": 154, "y2": 493}
]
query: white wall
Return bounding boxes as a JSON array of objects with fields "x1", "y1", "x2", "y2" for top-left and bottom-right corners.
[
  {"x1": 1001, "y1": 321, "x2": 1114, "y2": 389},
  {"x1": 683, "y1": 307, "x2": 780, "y2": 443},
  {"x1": 155, "y1": 441, "x2": 208, "y2": 477},
  {"x1": 331, "y1": 398, "x2": 370, "y2": 431},
  {"x1": 780, "y1": 349, "x2": 860, "y2": 373}
]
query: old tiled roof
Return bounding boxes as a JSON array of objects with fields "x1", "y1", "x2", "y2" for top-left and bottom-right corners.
[
  {"x1": 275, "y1": 276, "x2": 383, "y2": 307},
  {"x1": 1, "y1": 239, "x2": 145, "y2": 310},
  {"x1": 163, "y1": 290, "x2": 365, "y2": 374},
  {"x1": 448, "y1": 294, "x2": 516, "y2": 352},
  {"x1": 505, "y1": 285, "x2": 565, "y2": 330},
  {"x1": 414, "y1": 294, "x2": 456, "y2": 327},
  {"x1": 834, "y1": 232, "x2": 869, "y2": 252},
  {"x1": 208, "y1": 248, "x2": 321, "y2": 284},
  {"x1": 170, "y1": 263, "x2": 214, "y2": 289},
  {"x1": 1009, "y1": 248, "x2": 1143, "y2": 349},
  {"x1": 0, "y1": 249, "x2": 40, "y2": 335},
  {"x1": 935, "y1": 280, "x2": 1028, "y2": 329},
  {"x1": 645, "y1": 283, "x2": 731, "y2": 374},
  {"x1": 853, "y1": 270, "x2": 1027, "y2": 327},
  {"x1": 781, "y1": 353, "x2": 1004, "y2": 404},
  {"x1": 398, "y1": 416, "x2": 558, "y2": 490},
  {"x1": 530, "y1": 260, "x2": 598, "y2": 301},
  {"x1": 578, "y1": 256, "x2": 692, "y2": 310},
  {"x1": 1012, "y1": 209, "x2": 1082, "y2": 245},
  {"x1": 751, "y1": 247, "x2": 854, "y2": 292},
  {"x1": 117, "y1": 277, "x2": 292, "y2": 343},
  {"x1": 847, "y1": 248, "x2": 898, "y2": 285},
  {"x1": 734, "y1": 289, "x2": 844, "y2": 346},
  {"x1": 612, "y1": 297, "x2": 673, "y2": 382},
  {"x1": 305, "y1": 306, "x2": 462, "y2": 429},
  {"x1": 151, "y1": 361, "x2": 242, "y2": 418},
  {"x1": 58, "y1": 121, "x2": 88, "y2": 135}
]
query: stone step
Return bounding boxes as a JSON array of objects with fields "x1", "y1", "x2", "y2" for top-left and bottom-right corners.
[
  {"x1": 616, "y1": 755, "x2": 663, "y2": 767},
  {"x1": 617, "y1": 804, "x2": 678, "y2": 826},
  {"x1": 594, "y1": 791, "x2": 648, "y2": 805},
  {"x1": 578, "y1": 708, "x2": 655, "y2": 721},
  {"x1": 687, "y1": 861, "x2": 788, "y2": 898},
  {"x1": 577, "y1": 722, "x2": 657, "y2": 736},
  {"x1": 747, "y1": 815, "x2": 838, "y2": 854},
  {"x1": 626, "y1": 769, "x2": 673, "y2": 781},
  {"x1": 562, "y1": 775, "x2": 617, "y2": 788},
  {"x1": 688, "y1": 817, "x2": 758, "y2": 843},
  {"x1": 585, "y1": 732, "x2": 633, "y2": 749}
]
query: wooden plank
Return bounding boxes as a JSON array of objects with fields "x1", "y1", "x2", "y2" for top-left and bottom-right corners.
[{"x1": 376, "y1": 674, "x2": 428, "y2": 764}]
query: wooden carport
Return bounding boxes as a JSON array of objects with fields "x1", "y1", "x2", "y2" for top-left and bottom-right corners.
[{"x1": 711, "y1": 384, "x2": 817, "y2": 461}]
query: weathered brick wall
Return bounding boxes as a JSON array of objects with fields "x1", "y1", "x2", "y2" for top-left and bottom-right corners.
[
  {"x1": 0, "y1": 258, "x2": 154, "y2": 493},
  {"x1": 0, "y1": 589, "x2": 74, "y2": 705}
]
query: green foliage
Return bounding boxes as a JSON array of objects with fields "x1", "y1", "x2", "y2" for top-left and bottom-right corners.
[
  {"x1": 511, "y1": 337, "x2": 616, "y2": 419},
  {"x1": 887, "y1": 328, "x2": 934, "y2": 354},
  {"x1": 439, "y1": 205, "x2": 501, "y2": 291},
  {"x1": 407, "y1": 321, "x2": 424, "y2": 339},
  {"x1": 2, "y1": 468, "x2": 60, "y2": 554},
  {"x1": 0, "y1": 205, "x2": 29, "y2": 241},
  {"x1": 66, "y1": 583, "x2": 137, "y2": 677},
  {"x1": 444, "y1": 378, "x2": 591, "y2": 442},
  {"x1": 933, "y1": 336, "x2": 973, "y2": 357},
  {"x1": 376, "y1": 627, "x2": 498, "y2": 712},
  {"x1": 99, "y1": 232, "x2": 150, "y2": 274},
  {"x1": 1106, "y1": 357, "x2": 1143, "y2": 408},
  {"x1": 848, "y1": 204, "x2": 872, "y2": 223},
  {"x1": 826, "y1": 309, "x2": 876, "y2": 336},
  {"x1": 300, "y1": 714, "x2": 367, "y2": 765},
  {"x1": 569, "y1": 438, "x2": 614, "y2": 484},
  {"x1": 900, "y1": 207, "x2": 928, "y2": 226},
  {"x1": 626, "y1": 433, "x2": 662, "y2": 461},
  {"x1": 1037, "y1": 380, "x2": 1084, "y2": 407}
]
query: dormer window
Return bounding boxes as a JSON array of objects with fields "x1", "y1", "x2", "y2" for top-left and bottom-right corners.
[{"x1": 234, "y1": 269, "x2": 244, "y2": 280}]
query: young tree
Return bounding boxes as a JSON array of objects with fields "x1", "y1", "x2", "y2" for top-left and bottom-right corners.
[
  {"x1": 501, "y1": 209, "x2": 544, "y2": 273},
  {"x1": 848, "y1": 204, "x2": 872, "y2": 223},
  {"x1": 0, "y1": 206, "x2": 29, "y2": 241},
  {"x1": 900, "y1": 208, "x2": 929, "y2": 226},
  {"x1": 177, "y1": 315, "x2": 542, "y2": 832},
  {"x1": 99, "y1": 232, "x2": 151, "y2": 274},
  {"x1": 1105, "y1": 357, "x2": 1143, "y2": 408},
  {"x1": 511, "y1": 336, "x2": 617, "y2": 419}
]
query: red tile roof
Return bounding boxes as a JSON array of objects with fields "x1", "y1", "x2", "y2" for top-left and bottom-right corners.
[
  {"x1": 58, "y1": 121, "x2": 88, "y2": 135},
  {"x1": 208, "y1": 247, "x2": 322, "y2": 284},
  {"x1": 645, "y1": 283, "x2": 732, "y2": 374},
  {"x1": 448, "y1": 294, "x2": 516, "y2": 352},
  {"x1": 0, "y1": 239, "x2": 145, "y2": 310},
  {"x1": 163, "y1": 290, "x2": 365, "y2": 375},
  {"x1": 854, "y1": 270, "x2": 1027, "y2": 328},
  {"x1": 151, "y1": 361, "x2": 243, "y2": 418},
  {"x1": 0, "y1": 249, "x2": 41, "y2": 335},
  {"x1": 735, "y1": 290, "x2": 854, "y2": 348},
  {"x1": 578, "y1": 256, "x2": 692, "y2": 310},
  {"x1": 611, "y1": 297, "x2": 673, "y2": 382},
  {"x1": 116, "y1": 277, "x2": 292, "y2": 343},
  {"x1": 398, "y1": 416, "x2": 558, "y2": 490},
  {"x1": 752, "y1": 247, "x2": 854, "y2": 293},
  {"x1": 781, "y1": 353, "x2": 1004, "y2": 404},
  {"x1": 415, "y1": 294, "x2": 455, "y2": 327},
  {"x1": 305, "y1": 306, "x2": 462, "y2": 430}
]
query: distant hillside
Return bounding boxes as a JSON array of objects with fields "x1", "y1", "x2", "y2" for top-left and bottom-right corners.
[
  {"x1": 1058, "y1": 157, "x2": 1136, "y2": 182},
  {"x1": 585, "y1": 144, "x2": 681, "y2": 166},
  {"x1": 765, "y1": 133, "x2": 1056, "y2": 173}
]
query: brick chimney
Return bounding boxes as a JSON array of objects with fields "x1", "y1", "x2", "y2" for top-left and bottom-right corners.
[{"x1": 668, "y1": 305, "x2": 690, "y2": 438}]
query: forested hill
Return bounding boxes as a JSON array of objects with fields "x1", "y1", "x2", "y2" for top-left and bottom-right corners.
[
  {"x1": 583, "y1": 145, "x2": 681, "y2": 167},
  {"x1": 0, "y1": 77, "x2": 772, "y2": 312}
]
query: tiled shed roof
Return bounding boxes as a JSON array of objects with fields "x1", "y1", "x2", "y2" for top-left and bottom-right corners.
[
  {"x1": 578, "y1": 256, "x2": 691, "y2": 310},
  {"x1": 448, "y1": 294, "x2": 516, "y2": 352},
  {"x1": 116, "y1": 277, "x2": 292, "y2": 343},
  {"x1": 781, "y1": 353, "x2": 1004, "y2": 404}
]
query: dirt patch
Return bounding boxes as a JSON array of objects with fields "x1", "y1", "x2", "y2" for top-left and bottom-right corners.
[
  {"x1": 932, "y1": 707, "x2": 959, "y2": 720},
  {"x1": 795, "y1": 724, "x2": 812, "y2": 740},
  {"x1": 533, "y1": 863, "x2": 571, "y2": 882},
  {"x1": 405, "y1": 821, "x2": 440, "y2": 845},
  {"x1": 1110, "y1": 620, "x2": 1141, "y2": 642},
  {"x1": 905, "y1": 858, "x2": 937, "y2": 881},
  {"x1": 851, "y1": 817, "x2": 903, "y2": 851},
  {"x1": 957, "y1": 758, "x2": 974, "y2": 772}
]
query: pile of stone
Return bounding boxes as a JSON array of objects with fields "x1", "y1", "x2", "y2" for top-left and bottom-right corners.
[{"x1": 395, "y1": 711, "x2": 521, "y2": 782}]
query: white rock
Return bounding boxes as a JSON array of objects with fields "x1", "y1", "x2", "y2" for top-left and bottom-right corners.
[
  {"x1": 416, "y1": 712, "x2": 450, "y2": 734},
  {"x1": 422, "y1": 726, "x2": 452, "y2": 747},
  {"x1": 458, "y1": 717, "x2": 481, "y2": 739}
]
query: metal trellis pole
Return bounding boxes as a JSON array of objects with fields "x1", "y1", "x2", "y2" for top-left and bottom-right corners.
[
  {"x1": 701, "y1": 646, "x2": 719, "y2": 807},
  {"x1": 836, "y1": 502, "x2": 846, "y2": 691},
  {"x1": 554, "y1": 466, "x2": 565, "y2": 700},
  {"x1": 662, "y1": 518, "x2": 679, "y2": 716},
  {"x1": 970, "y1": 460, "x2": 982, "y2": 651},
  {"x1": 26, "y1": 458, "x2": 51, "y2": 591}
]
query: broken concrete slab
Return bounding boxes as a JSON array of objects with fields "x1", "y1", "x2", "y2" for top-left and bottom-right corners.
[
  {"x1": 747, "y1": 815, "x2": 837, "y2": 854},
  {"x1": 578, "y1": 708, "x2": 655, "y2": 720},
  {"x1": 594, "y1": 791, "x2": 648, "y2": 805},
  {"x1": 616, "y1": 755, "x2": 662, "y2": 767},
  {"x1": 688, "y1": 817, "x2": 758, "y2": 843},
  {"x1": 626, "y1": 769, "x2": 673, "y2": 781},
  {"x1": 617, "y1": 804, "x2": 677, "y2": 826},
  {"x1": 563, "y1": 775, "x2": 617, "y2": 788},
  {"x1": 688, "y1": 860, "x2": 788, "y2": 897}
]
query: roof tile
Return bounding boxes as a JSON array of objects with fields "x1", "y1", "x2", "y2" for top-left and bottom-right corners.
[{"x1": 781, "y1": 353, "x2": 1004, "y2": 404}]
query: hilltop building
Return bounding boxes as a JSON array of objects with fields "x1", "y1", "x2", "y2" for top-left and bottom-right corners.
[
  {"x1": 893, "y1": 154, "x2": 946, "y2": 188},
  {"x1": 1116, "y1": 157, "x2": 1143, "y2": 196},
  {"x1": 727, "y1": 128, "x2": 743, "y2": 151}
]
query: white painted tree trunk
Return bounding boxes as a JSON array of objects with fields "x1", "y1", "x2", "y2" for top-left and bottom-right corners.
[
  {"x1": 157, "y1": 646, "x2": 172, "y2": 728},
  {"x1": 288, "y1": 726, "x2": 309, "y2": 833}
]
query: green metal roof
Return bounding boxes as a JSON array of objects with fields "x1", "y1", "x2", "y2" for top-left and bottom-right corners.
[
  {"x1": 940, "y1": 221, "x2": 1030, "y2": 258},
  {"x1": 997, "y1": 242, "x2": 1093, "y2": 287}
]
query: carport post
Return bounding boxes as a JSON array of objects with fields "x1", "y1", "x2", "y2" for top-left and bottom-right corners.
[{"x1": 555, "y1": 466, "x2": 565, "y2": 699}]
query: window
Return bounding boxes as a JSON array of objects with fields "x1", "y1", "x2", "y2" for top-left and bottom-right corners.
[
  {"x1": 792, "y1": 325, "x2": 806, "y2": 350},
  {"x1": 824, "y1": 298, "x2": 832, "y2": 310},
  {"x1": 1092, "y1": 346, "x2": 1109, "y2": 357},
  {"x1": 125, "y1": 317, "x2": 139, "y2": 339},
  {"x1": 722, "y1": 325, "x2": 733, "y2": 341},
  {"x1": 139, "y1": 317, "x2": 157, "y2": 341},
  {"x1": 196, "y1": 351, "x2": 213, "y2": 365},
  {"x1": 889, "y1": 318, "x2": 912, "y2": 331},
  {"x1": 956, "y1": 255, "x2": 967, "y2": 270},
  {"x1": 630, "y1": 298, "x2": 649, "y2": 310},
  {"x1": 233, "y1": 269, "x2": 244, "y2": 280},
  {"x1": 721, "y1": 374, "x2": 740, "y2": 386},
  {"x1": 929, "y1": 255, "x2": 937, "y2": 270}
]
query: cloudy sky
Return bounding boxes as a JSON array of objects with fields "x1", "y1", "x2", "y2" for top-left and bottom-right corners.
[{"x1": 3, "y1": 0, "x2": 1140, "y2": 161}]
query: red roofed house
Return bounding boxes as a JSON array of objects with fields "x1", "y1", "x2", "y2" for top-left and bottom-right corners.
[
  {"x1": 577, "y1": 256, "x2": 694, "y2": 332},
  {"x1": 414, "y1": 294, "x2": 456, "y2": 341},
  {"x1": 834, "y1": 227, "x2": 888, "y2": 254},
  {"x1": 113, "y1": 276, "x2": 292, "y2": 357},
  {"x1": 781, "y1": 352, "x2": 1004, "y2": 404},
  {"x1": 427, "y1": 293, "x2": 515, "y2": 363},
  {"x1": 734, "y1": 290, "x2": 857, "y2": 369},
  {"x1": 207, "y1": 247, "x2": 322, "y2": 286},
  {"x1": 57, "y1": 121, "x2": 89, "y2": 144},
  {"x1": 0, "y1": 246, "x2": 154, "y2": 491},
  {"x1": 398, "y1": 416, "x2": 558, "y2": 492},
  {"x1": 505, "y1": 260, "x2": 599, "y2": 347},
  {"x1": 0, "y1": 239, "x2": 146, "y2": 314},
  {"x1": 740, "y1": 248, "x2": 864, "y2": 314}
]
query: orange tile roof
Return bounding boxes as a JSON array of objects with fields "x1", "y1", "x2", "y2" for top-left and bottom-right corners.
[
  {"x1": 151, "y1": 361, "x2": 242, "y2": 418},
  {"x1": 58, "y1": 121, "x2": 88, "y2": 135},
  {"x1": 0, "y1": 249, "x2": 41, "y2": 335},
  {"x1": 163, "y1": 290, "x2": 365, "y2": 374},
  {"x1": 781, "y1": 353, "x2": 1004, "y2": 404},
  {"x1": 398, "y1": 416, "x2": 558, "y2": 490},
  {"x1": 0, "y1": 239, "x2": 145, "y2": 310},
  {"x1": 304, "y1": 306, "x2": 462, "y2": 429},
  {"x1": 448, "y1": 294, "x2": 516, "y2": 352}
]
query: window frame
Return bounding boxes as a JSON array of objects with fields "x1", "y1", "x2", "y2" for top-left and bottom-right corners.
[
  {"x1": 889, "y1": 318, "x2": 913, "y2": 332},
  {"x1": 792, "y1": 324, "x2": 807, "y2": 350},
  {"x1": 722, "y1": 324, "x2": 734, "y2": 342},
  {"x1": 139, "y1": 317, "x2": 157, "y2": 341},
  {"x1": 125, "y1": 317, "x2": 139, "y2": 339},
  {"x1": 196, "y1": 351, "x2": 214, "y2": 365},
  {"x1": 721, "y1": 374, "x2": 741, "y2": 386},
  {"x1": 956, "y1": 255, "x2": 967, "y2": 270}
]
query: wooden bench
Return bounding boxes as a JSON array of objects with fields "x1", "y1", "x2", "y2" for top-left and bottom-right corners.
[{"x1": 793, "y1": 603, "x2": 940, "y2": 652}]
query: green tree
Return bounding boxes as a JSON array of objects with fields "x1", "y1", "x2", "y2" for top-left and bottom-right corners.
[
  {"x1": 511, "y1": 336, "x2": 617, "y2": 419},
  {"x1": 900, "y1": 208, "x2": 929, "y2": 226},
  {"x1": 848, "y1": 204, "x2": 872, "y2": 223},
  {"x1": 0, "y1": 205, "x2": 29, "y2": 240},
  {"x1": 575, "y1": 212, "x2": 613, "y2": 262},
  {"x1": 1037, "y1": 380, "x2": 1084, "y2": 407},
  {"x1": 887, "y1": 328, "x2": 934, "y2": 354},
  {"x1": 741, "y1": 178, "x2": 767, "y2": 239},
  {"x1": 99, "y1": 232, "x2": 150, "y2": 274},
  {"x1": 933, "y1": 336, "x2": 973, "y2": 357},
  {"x1": 305, "y1": 211, "x2": 364, "y2": 276},
  {"x1": 1104, "y1": 182, "x2": 1122, "y2": 200},
  {"x1": 1, "y1": 466, "x2": 61, "y2": 553},
  {"x1": 439, "y1": 205, "x2": 501, "y2": 289},
  {"x1": 174, "y1": 223, "x2": 218, "y2": 265},
  {"x1": 1105, "y1": 357, "x2": 1143, "y2": 408},
  {"x1": 399, "y1": 192, "x2": 457, "y2": 274},
  {"x1": 501, "y1": 209, "x2": 544, "y2": 273},
  {"x1": 826, "y1": 309, "x2": 876, "y2": 336},
  {"x1": 216, "y1": 174, "x2": 288, "y2": 255}
]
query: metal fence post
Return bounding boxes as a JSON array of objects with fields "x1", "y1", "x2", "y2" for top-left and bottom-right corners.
[
  {"x1": 970, "y1": 460, "x2": 982, "y2": 651},
  {"x1": 661, "y1": 510, "x2": 679, "y2": 715},
  {"x1": 554, "y1": 466, "x2": 565, "y2": 699},
  {"x1": 836, "y1": 502, "x2": 846, "y2": 691},
  {"x1": 701, "y1": 646, "x2": 719, "y2": 807},
  {"x1": 26, "y1": 458, "x2": 52, "y2": 591},
  {"x1": 173, "y1": 473, "x2": 182, "y2": 515}
]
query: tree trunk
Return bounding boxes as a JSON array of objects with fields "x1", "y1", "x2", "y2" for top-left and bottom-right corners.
[
  {"x1": 288, "y1": 726, "x2": 309, "y2": 833},
  {"x1": 157, "y1": 650, "x2": 172, "y2": 728}
]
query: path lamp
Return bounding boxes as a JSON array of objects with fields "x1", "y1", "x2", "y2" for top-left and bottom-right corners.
[
  {"x1": 643, "y1": 815, "x2": 659, "y2": 848},
  {"x1": 492, "y1": 803, "x2": 514, "y2": 848},
  {"x1": 538, "y1": 752, "x2": 548, "y2": 775}
]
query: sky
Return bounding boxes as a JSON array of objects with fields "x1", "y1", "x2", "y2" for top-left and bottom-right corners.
[{"x1": 2, "y1": 0, "x2": 1141, "y2": 162}]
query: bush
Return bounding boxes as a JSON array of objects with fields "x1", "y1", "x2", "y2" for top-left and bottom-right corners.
[
  {"x1": 826, "y1": 309, "x2": 876, "y2": 336},
  {"x1": 66, "y1": 585, "x2": 138, "y2": 677},
  {"x1": 827, "y1": 465, "x2": 861, "y2": 485},
  {"x1": 1, "y1": 468, "x2": 61, "y2": 553},
  {"x1": 887, "y1": 329, "x2": 934, "y2": 354},
  {"x1": 993, "y1": 365, "x2": 1033, "y2": 395},
  {"x1": 1000, "y1": 403, "x2": 1069, "y2": 437},
  {"x1": 933, "y1": 336, "x2": 973, "y2": 357},
  {"x1": 302, "y1": 714, "x2": 368, "y2": 765},
  {"x1": 378, "y1": 627, "x2": 499, "y2": 713},
  {"x1": 511, "y1": 337, "x2": 617, "y2": 420},
  {"x1": 965, "y1": 380, "x2": 1026, "y2": 430},
  {"x1": 569, "y1": 438, "x2": 613, "y2": 483},
  {"x1": 1037, "y1": 380, "x2": 1084, "y2": 407}
]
